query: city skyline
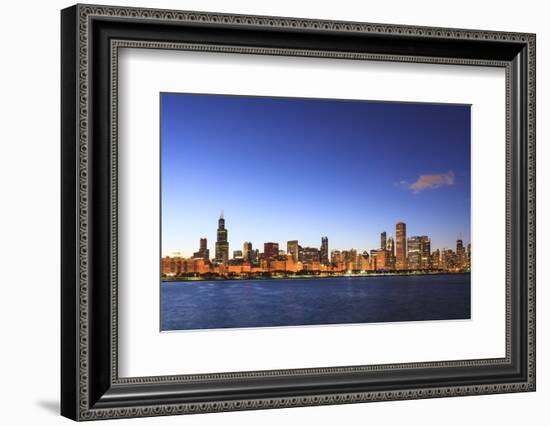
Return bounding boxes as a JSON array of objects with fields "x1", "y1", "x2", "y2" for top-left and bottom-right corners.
[
  {"x1": 162, "y1": 211, "x2": 470, "y2": 259},
  {"x1": 161, "y1": 93, "x2": 471, "y2": 257},
  {"x1": 161, "y1": 213, "x2": 470, "y2": 279}
]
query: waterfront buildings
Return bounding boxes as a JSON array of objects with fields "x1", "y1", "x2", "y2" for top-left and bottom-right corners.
[
  {"x1": 396, "y1": 222, "x2": 407, "y2": 270},
  {"x1": 386, "y1": 236, "x2": 395, "y2": 269},
  {"x1": 243, "y1": 241, "x2": 252, "y2": 262},
  {"x1": 407, "y1": 236, "x2": 422, "y2": 269},
  {"x1": 161, "y1": 216, "x2": 471, "y2": 279},
  {"x1": 287, "y1": 240, "x2": 299, "y2": 262},
  {"x1": 456, "y1": 239, "x2": 466, "y2": 269},
  {"x1": 407, "y1": 235, "x2": 431, "y2": 270},
  {"x1": 302, "y1": 247, "x2": 321, "y2": 264},
  {"x1": 371, "y1": 248, "x2": 388, "y2": 271},
  {"x1": 320, "y1": 236, "x2": 329, "y2": 265},
  {"x1": 215, "y1": 212, "x2": 229, "y2": 264},
  {"x1": 431, "y1": 248, "x2": 441, "y2": 270},
  {"x1": 193, "y1": 237, "x2": 209, "y2": 261},
  {"x1": 263, "y1": 242, "x2": 279, "y2": 260},
  {"x1": 421, "y1": 236, "x2": 431, "y2": 269},
  {"x1": 250, "y1": 249, "x2": 259, "y2": 264},
  {"x1": 331, "y1": 250, "x2": 342, "y2": 264}
]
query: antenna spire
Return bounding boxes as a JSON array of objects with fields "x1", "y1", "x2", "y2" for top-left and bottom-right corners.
[{"x1": 220, "y1": 209, "x2": 224, "y2": 219}]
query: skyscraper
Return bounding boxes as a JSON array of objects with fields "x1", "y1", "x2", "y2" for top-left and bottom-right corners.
[
  {"x1": 420, "y1": 235, "x2": 431, "y2": 269},
  {"x1": 407, "y1": 236, "x2": 422, "y2": 269},
  {"x1": 264, "y1": 242, "x2": 279, "y2": 259},
  {"x1": 320, "y1": 236, "x2": 329, "y2": 264},
  {"x1": 408, "y1": 235, "x2": 431, "y2": 270},
  {"x1": 287, "y1": 240, "x2": 299, "y2": 262},
  {"x1": 386, "y1": 236, "x2": 395, "y2": 269},
  {"x1": 215, "y1": 212, "x2": 229, "y2": 264},
  {"x1": 380, "y1": 231, "x2": 387, "y2": 250},
  {"x1": 387, "y1": 236, "x2": 395, "y2": 257},
  {"x1": 456, "y1": 239, "x2": 464, "y2": 256},
  {"x1": 456, "y1": 239, "x2": 465, "y2": 269},
  {"x1": 302, "y1": 247, "x2": 320, "y2": 263},
  {"x1": 373, "y1": 249, "x2": 388, "y2": 270},
  {"x1": 243, "y1": 241, "x2": 252, "y2": 262},
  {"x1": 193, "y1": 237, "x2": 209, "y2": 261},
  {"x1": 431, "y1": 248, "x2": 441, "y2": 270},
  {"x1": 396, "y1": 222, "x2": 407, "y2": 270},
  {"x1": 251, "y1": 249, "x2": 259, "y2": 264}
]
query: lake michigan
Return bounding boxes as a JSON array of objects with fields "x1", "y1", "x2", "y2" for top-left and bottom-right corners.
[{"x1": 161, "y1": 273, "x2": 470, "y2": 331}]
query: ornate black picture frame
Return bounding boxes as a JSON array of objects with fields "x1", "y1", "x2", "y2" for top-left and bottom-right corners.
[{"x1": 61, "y1": 4, "x2": 536, "y2": 421}]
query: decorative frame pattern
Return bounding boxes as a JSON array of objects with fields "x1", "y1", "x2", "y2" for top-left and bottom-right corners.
[{"x1": 61, "y1": 4, "x2": 536, "y2": 421}]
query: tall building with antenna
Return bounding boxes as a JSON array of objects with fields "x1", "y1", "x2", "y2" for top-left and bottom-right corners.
[{"x1": 215, "y1": 211, "x2": 229, "y2": 264}]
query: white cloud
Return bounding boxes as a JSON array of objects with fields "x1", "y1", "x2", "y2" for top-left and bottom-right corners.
[{"x1": 404, "y1": 171, "x2": 455, "y2": 193}]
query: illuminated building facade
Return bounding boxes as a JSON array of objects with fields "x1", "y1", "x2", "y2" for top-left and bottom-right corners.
[
  {"x1": 320, "y1": 236, "x2": 329, "y2": 265},
  {"x1": 456, "y1": 239, "x2": 465, "y2": 268},
  {"x1": 302, "y1": 247, "x2": 320, "y2": 264},
  {"x1": 215, "y1": 212, "x2": 229, "y2": 264},
  {"x1": 396, "y1": 222, "x2": 407, "y2": 269},
  {"x1": 161, "y1": 215, "x2": 471, "y2": 279},
  {"x1": 431, "y1": 249, "x2": 441, "y2": 270},
  {"x1": 193, "y1": 238, "x2": 210, "y2": 261},
  {"x1": 408, "y1": 235, "x2": 430, "y2": 270},
  {"x1": 420, "y1": 235, "x2": 431, "y2": 269},
  {"x1": 243, "y1": 241, "x2": 252, "y2": 262},
  {"x1": 264, "y1": 242, "x2": 279, "y2": 260},
  {"x1": 287, "y1": 240, "x2": 299, "y2": 262},
  {"x1": 331, "y1": 250, "x2": 342, "y2": 264},
  {"x1": 407, "y1": 236, "x2": 422, "y2": 269},
  {"x1": 386, "y1": 236, "x2": 395, "y2": 269},
  {"x1": 372, "y1": 248, "x2": 388, "y2": 271}
]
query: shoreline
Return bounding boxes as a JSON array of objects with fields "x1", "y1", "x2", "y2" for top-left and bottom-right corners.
[{"x1": 161, "y1": 270, "x2": 470, "y2": 283}]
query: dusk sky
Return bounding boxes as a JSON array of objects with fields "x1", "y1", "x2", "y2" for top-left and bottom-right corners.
[{"x1": 161, "y1": 93, "x2": 471, "y2": 257}]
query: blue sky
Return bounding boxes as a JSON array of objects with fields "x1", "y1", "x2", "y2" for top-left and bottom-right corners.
[{"x1": 161, "y1": 93, "x2": 470, "y2": 257}]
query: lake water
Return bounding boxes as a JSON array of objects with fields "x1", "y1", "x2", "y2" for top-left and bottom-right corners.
[{"x1": 160, "y1": 273, "x2": 470, "y2": 331}]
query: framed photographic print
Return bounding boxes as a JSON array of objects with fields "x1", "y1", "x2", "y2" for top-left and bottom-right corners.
[{"x1": 61, "y1": 4, "x2": 536, "y2": 421}]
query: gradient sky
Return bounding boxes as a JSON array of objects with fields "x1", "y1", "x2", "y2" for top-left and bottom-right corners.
[{"x1": 161, "y1": 93, "x2": 470, "y2": 257}]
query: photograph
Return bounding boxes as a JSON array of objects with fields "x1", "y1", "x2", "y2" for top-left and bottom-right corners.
[{"x1": 160, "y1": 93, "x2": 472, "y2": 331}]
